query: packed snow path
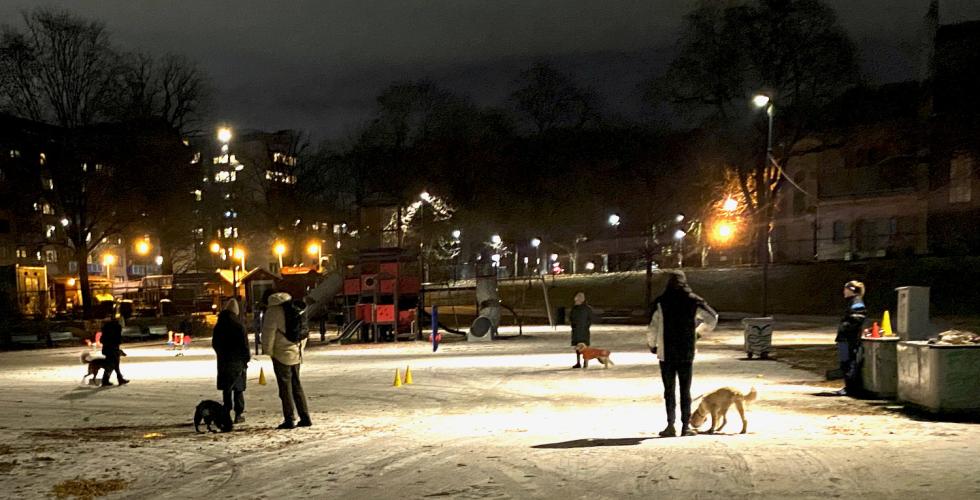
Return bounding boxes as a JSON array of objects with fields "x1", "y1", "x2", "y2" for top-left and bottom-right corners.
[{"x1": 1, "y1": 325, "x2": 978, "y2": 499}]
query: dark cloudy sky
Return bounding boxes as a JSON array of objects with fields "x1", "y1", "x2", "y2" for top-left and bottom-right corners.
[{"x1": 2, "y1": 1, "x2": 979, "y2": 140}]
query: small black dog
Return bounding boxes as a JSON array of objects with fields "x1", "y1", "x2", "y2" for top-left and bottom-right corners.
[{"x1": 194, "y1": 400, "x2": 233, "y2": 433}]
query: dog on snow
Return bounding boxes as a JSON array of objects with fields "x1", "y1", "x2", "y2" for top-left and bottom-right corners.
[
  {"x1": 689, "y1": 387, "x2": 757, "y2": 434},
  {"x1": 574, "y1": 343, "x2": 615, "y2": 369},
  {"x1": 194, "y1": 400, "x2": 233, "y2": 433},
  {"x1": 80, "y1": 351, "x2": 108, "y2": 385}
]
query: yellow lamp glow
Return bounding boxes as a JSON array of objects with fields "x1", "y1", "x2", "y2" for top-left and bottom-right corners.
[
  {"x1": 274, "y1": 243, "x2": 286, "y2": 256},
  {"x1": 102, "y1": 254, "x2": 116, "y2": 266},
  {"x1": 306, "y1": 242, "x2": 320, "y2": 256},
  {"x1": 136, "y1": 240, "x2": 151, "y2": 256}
]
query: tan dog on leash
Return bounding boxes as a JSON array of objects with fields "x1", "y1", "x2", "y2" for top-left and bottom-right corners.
[{"x1": 575, "y1": 343, "x2": 614, "y2": 369}]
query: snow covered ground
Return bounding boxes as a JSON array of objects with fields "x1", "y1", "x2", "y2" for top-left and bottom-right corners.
[{"x1": 1, "y1": 323, "x2": 979, "y2": 499}]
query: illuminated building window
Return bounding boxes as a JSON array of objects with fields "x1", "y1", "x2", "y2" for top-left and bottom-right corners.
[
  {"x1": 272, "y1": 152, "x2": 297, "y2": 166},
  {"x1": 44, "y1": 249, "x2": 57, "y2": 263},
  {"x1": 214, "y1": 171, "x2": 236, "y2": 183},
  {"x1": 191, "y1": 152, "x2": 201, "y2": 164},
  {"x1": 265, "y1": 170, "x2": 297, "y2": 184},
  {"x1": 95, "y1": 163, "x2": 104, "y2": 173},
  {"x1": 16, "y1": 247, "x2": 28, "y2": 259},
  {"x1": 41, "y1": 177, "x2": 54, "y2": 190},
  {"x1": 82, "y1": 163, "x2": 88, "y2": 172},
  {"x1": 950, "y1": 153, "x2": 974, "y2": 204},
  {"x1": 42, "y1": 203, "x2": 54, "y2": 215},
  {"x1": 192, "y1": 189, "x2": 202, "y2": 201},
  {"x1": 39, "y1": 153, "x2": 46, "y2": 165},
  {"x1": 9, "y1": 149, "x2": 20, "y2": 158}
]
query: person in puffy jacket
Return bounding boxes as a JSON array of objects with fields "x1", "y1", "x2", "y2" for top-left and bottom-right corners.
[
  {"x1": 261, "y1": 292, "x2": 311, "y2": 429},
  {"x1": 834, "y1": 280, "x2": 867, "y2": 397},
  {"x1": 648, "y1": 271, "x2": 717, "y2": 437},
  {"x1": 569, "y1": 292, "x2": 595, "y2": 368}
]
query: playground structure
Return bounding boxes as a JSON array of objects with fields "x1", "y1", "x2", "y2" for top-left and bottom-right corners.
[{"x1": 337, "y1": 248, "x2": 422, "y2": 343}]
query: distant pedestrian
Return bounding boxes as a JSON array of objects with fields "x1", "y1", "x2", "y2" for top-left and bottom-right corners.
[
  {"x1": 262, "y1": 292, "x2": 311, "y2": 429},
  {"x1": 648, "y1": 271, "x2": 717, "y2": 437},
  {"x1": 212, "y1": 298, "x2": 250, "y2": 423},
  {"x1": 570, "y1": 292, "x2": 595, "y2": 369},
  {"x1": 100, "y1": 317, "x2": 129, "y2": 386},
  {"x1": 835, "y1": 280, "x2": 867, "y2": 397}
]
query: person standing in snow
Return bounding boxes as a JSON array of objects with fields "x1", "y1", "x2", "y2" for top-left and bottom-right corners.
[
  {"x1": 648, "y1": 271, "x2": 717, "y2": 437},
  {"x1": 261, "y1": 292, "x2": 311, "y2": 429},
  {"x1": 570, "y1": 292, "x2": 595, "y2": 368},
  {"x1": 212, "y1": 298, "x2": 250, "y2": 423},
  {"x1": 834, "y1": 280, "x2": 867, "y2": 397},
  {"x1": 100, "y1": 316, "x2": 128, "y2": 386}
]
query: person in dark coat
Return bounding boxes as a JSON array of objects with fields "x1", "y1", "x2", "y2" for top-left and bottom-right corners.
[
  {"x1": 570, "y1": 292, "x2": 595, "y2": 368},
  {"x1": 834, "y1": 280, "x2": 867, "y2": 397},
  {"x1": 100, "y1": 317, "x2": 128, "y2": 386},
  {"x1": 212, "y1": 299, "x2": 250, "y2": 423},
  {"x1": 650, "y1": 271, "x2": 717, "y2": 437}
]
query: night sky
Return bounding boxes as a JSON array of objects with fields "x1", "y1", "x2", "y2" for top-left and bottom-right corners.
[{"x1": 2, "y1": 0, "x2": 980, "y2": 140}]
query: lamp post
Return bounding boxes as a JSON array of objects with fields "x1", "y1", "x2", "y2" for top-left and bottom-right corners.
[
  {"x1": 232, "y1": 247, "x2": 245, "y2": 301},
  {"x1": 530, "y1": 237, "x2": 541, "y2": 275},
  {"x1": 307, "y1": 242, "x2": 321, "y2": 272},
  {"x1": 451, "y1": 229, "x2": 461, "y2": 281},
  {"x1": 418, "y1": 191, "x2": 432, "y2": 282},
  {"x1": 753, "y1": 93, "x2": 775, "y2": 316},
  {"x1": 102, "y1": 254, "x2": 116, "y2": 282},
  {"x1": 274, "y1": 242, "x2": 286, "y2": 270}
]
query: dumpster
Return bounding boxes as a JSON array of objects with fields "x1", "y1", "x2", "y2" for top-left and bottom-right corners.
[
  {"x1": 742, "y1": 317, "x2": 773, "y2": 359},
  {"x1": 861, "y1": 336, "x2": 899, "y2": 398},
  {"x1": 897, "y1": 341, "x2": 980, "y2": 413}
]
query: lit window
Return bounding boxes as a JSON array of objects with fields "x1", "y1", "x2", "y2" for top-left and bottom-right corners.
[
  {"x1": 41, "y1": 177, "x2": 54, "y2": 190},
  {"x1": 223, "y1": 227, "x2": 233, "y2": 238},
  {"x1": 192, "y1": 228, "x2": 204, "y2": 238},
  {"x1": 192, "y1": 189, "x2": 202, "y2": 201},
  {"x1": 16, "y1": 247, "x2": 28, "y2": 259},
  {"x1": 272, "y1": 152, "x2": 298, "y2": 166},
  {"x1": 39, "y1": 153, "x2": 46, "y2": 165},
  {"x1": 9, "y1": 149, "x2": 20, "y2": 158},
  {"x1": 42, "y1": 203, "x2": 54, "y2": 215},
  {"x1": 95, "y1": 163, "x2": 104, "y2": 173},
  {"x1": 265, "y1": 170, "x2": 297, "y2": 184},
  {"x1": 214, "y1": 171, "x2": 236, "y2": 183},
  {"x1": 44, "y1": 249, "x2": 58, "y2": 263},
  {"x1": 82, "y1": 163, "x2": 88, "y2": 172},
  {"x1": 950, "y1": 153, "x2": 974, "y2": 204},
  {"x1": 191, "y1": 152, "x2": 201, "y2": 164}
]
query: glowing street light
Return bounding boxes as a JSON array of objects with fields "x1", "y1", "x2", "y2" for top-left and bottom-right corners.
[
  {"x1": 209, "y1": 241, "x2": 221, "y2": 254},
  {"x1": 675, "y1": 213, "x2": 685, "y2": 223},
  {"x1": 102, "y1": 254, "x2": 116, "y2": 281},
  {"x1": 585, "y1": 261, "x2": 596, "y2": 271},
  {"x1": 490, "y1": 234, "x2": 502, "y2": 245},
  {"x1": 419, "y1": 191, "x2": 432, "y2": 202},
  {"x1": 135, "y1": 239, "x2": 151, "y2": 256},
  {"x1": 451, "y1": 229, "x2": 461, "y2": 240},
  {"x1": 722, "y1": 197, "x2": 739, "y2": 212},
  {"x1": 752, "y1": 94, "x2": 771, "y2": 109},
  {"x1": 217, "y1": 127, "x2": 233, "y2": 144},
  {"x1": 307, "y1": 242, "x2": 322, "y2": 271},
  {"x1": 550, "y1": 253, "x2": 559, "y2": 262},
  {"x1": 608, "y1": 213, "x2": 621, "y2": 227},
  {"x1": 274, "y1": 242, "x2": 286, "y2": 269},
  {"x1": 154, "y1": 255, "x2": 163, "y2": 266},
  {"x1": 530, "y1": 237, "x2": 541, "y2": 248}
]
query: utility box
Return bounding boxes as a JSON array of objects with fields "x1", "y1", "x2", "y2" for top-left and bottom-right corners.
[
  {"x1": 742, "y1": 317, "x2": 773, "y2": 359},
  {"x1": 861, "y1": 337, "x2": 899, "y2": 398},
  {"x1": 895, "y1": 286, "x2": 930, "y2": 341},
  {"x1": 898, "y1": 341, "x2": 980, "y2": 413}
]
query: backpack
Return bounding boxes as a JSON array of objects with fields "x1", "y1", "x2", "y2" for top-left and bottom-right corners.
[{"x1": 281, "y1": 300, "x2": 309, "y2": 343}]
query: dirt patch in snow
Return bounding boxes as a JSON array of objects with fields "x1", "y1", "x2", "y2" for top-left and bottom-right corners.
[{"x1": 52, "y1": 477, "x2": 129, "y2": 500}]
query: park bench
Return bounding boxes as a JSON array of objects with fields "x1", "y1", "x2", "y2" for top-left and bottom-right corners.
[
  {"x1": 11, "y1": 334, "x2": 44, "y2": 346},
  {"x1": 147, "y1": 325, "x2": 169, "y2": 337},
  {"x1": 121, "y1": 326, "x2": 147, "y2": 340},
  {"x1": 48, "y1": 331, "x2": 75, "y2": 345}
]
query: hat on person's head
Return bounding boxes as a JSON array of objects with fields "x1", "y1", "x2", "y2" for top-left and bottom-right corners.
[
  {"x1": 224, "y1": 298, "x2": 240, "y2": 316},
  {"x1": 844, "y1": 280, "x2": 865, "y2": 296}
]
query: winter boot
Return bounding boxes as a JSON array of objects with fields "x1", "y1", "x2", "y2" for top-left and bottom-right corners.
[{"x1": 659, "y1": 424, "x2": 677, "y2": 438}]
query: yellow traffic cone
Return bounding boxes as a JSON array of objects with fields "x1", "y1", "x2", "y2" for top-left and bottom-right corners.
[
  {"x1": 258, "y1": 367, "x2": 267, "y2": 386},
  {"x1": 882, "y1": 310, "x2": 894, "y2": 336},
  {"x1": 393, "y1": 368, "x2": 402, "y2": 388},
  {"x1": 404, "y1": 366, "x2": 413, "y2": 385}
]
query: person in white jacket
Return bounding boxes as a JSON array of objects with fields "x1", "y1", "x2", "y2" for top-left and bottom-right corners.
[{"x1": 261, "y1": 292, "x2": 311, "y2": 429}]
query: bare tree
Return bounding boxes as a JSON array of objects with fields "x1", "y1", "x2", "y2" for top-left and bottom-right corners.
[
  {"x1": 0, "y1": 8, "x2": 122, "y2": 127},
  {"x1": 115, "y1": 52, "x2": 211, "y2": 134},
  {"x1": 512, "y1": 62, "x2": 598, "y2": 133}
]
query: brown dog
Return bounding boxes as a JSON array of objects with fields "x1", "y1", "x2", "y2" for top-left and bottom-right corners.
[
  {"x1": 689, "y1": 387, "x2": 757, "y2": 434},
  {"x1": 575, "y1": 343, "x2": 614, "y2": 369}
]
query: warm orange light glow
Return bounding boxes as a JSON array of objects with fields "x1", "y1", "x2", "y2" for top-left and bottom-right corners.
[
  {"x1": 209, "y1": 242, "x2": 221, "y2": 254},
  {"x1": 136, "y1": 240, "x2": 151, "y2": 256},
  {"x1": 307, "y1": 242, "x2": 320, "y2": 256},
  {"x1": 67, "y1": 278, "x2": 76, "y2": 287},
  {"x1": 102, "y1": 254, "x2": 116, "y2": 266},
  {"x1": 722, "y1": 197, "x2": 738, "y2": 212},
  {"x1": 712, "y1": 221, "x2": 736, "y2": 245},
  {"x1": 233, "y1": 248, "x2": 245, "y2": 260},
  {"x1": 274, "y1": 242, "x2": 286, "y2": 256}
]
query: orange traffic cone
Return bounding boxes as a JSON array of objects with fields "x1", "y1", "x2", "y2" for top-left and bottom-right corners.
[
  {"x1": 393, "y1": 368, "x2": 402, "y2": 388},
  {"x1": 403, "y1": 366, "x2": 413, "y2": 385},
  {"x1": 871, "y1": 322, "x2": 881, "y2": 338},
  {"x1": 258, "y1": 367, "x2": 267, "y2": 385}
]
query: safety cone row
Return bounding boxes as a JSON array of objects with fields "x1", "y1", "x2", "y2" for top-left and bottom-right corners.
[{"x1": 393, "y1": 366, "x2": 414, "y2": 387}]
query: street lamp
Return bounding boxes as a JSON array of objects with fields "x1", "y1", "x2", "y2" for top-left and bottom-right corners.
[
  {"x1": 722, "y1": 197, "x2": 739, "y2": 213},
  {"x1": 753, "y1": 92, "x2": 775, "y2": 316},
  {"x1": 102, "y1": 254, "x2": 116, "y2": 281},
  {"x1": 608, "y1": 213, "x2": 621, "y2": 227},
  {"x1": 451, "y1": 229, "x2": 461, "y2": 240},
  {"x1": 307, "y1": 242, "x2": 322, "y2": 272},
  {"x1": 217, "y1": 127, "x2": 232, "y2": 144},
  {"x1": 209, "y1": 241, "x2": 221, "y2": 254},
  {"x1": 274, "y1": 242, "x2": 286, "y2": 269},
  {"x1": 135, "y1": 239, "x2": 150, "y2": 256},
  {"x1": 490, "y1": 234, "x2": 502, "y2": 246},
  {"x1": 530, "y1": 238, "x2": 542, "y2": 275}
]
